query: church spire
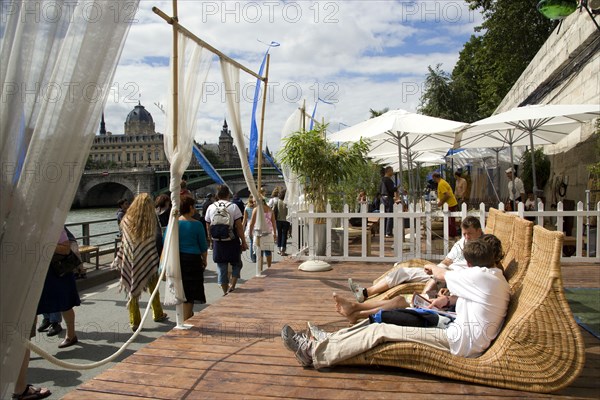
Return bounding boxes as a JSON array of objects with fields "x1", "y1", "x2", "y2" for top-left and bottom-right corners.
[{"x1": 99, "y1": 112, "x2": 106, "y2": 135}]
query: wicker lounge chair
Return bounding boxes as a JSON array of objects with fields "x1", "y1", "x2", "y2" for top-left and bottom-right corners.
[
  {"x1": 340, "y1": 226, "x2": 585, "y2": 393},
  {"x1": 484, "y1": 207, "x2": 503, "y2": 234},
  {"x1": 503, "y1": 217, "x2": 533, "y2": 292}
]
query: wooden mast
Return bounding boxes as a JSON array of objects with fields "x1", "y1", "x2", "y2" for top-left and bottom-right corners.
[{"x1": 171, "y1": 1, "x2": 178, "y2": 150}]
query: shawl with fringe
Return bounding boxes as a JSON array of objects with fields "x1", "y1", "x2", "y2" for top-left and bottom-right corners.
[{"x1": 112, "y1": 219, "x2": 159, "y2": 304}]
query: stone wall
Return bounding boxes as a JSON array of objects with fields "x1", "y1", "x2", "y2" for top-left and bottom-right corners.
[{"x1": 496, "y1": 10, "x2": 600, "y2": 204}]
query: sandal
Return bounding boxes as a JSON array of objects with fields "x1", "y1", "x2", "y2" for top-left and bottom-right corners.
[{"x1": 12, "y1": 384, "x2": 51, "y2": 400}]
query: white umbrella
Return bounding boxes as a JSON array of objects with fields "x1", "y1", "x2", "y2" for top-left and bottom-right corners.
[
  {"x1": 329, "y1": 109, "x2": 467, "y2": 198},
  {"x1": 458, "y1": 104, "x2": 600, "y2": 194}
]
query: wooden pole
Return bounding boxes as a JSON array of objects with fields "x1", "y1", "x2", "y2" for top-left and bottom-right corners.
[
  {"x1": 171, "y1": 1, "x2": 178, "y2": 150},
  {"x1": 257, "y1": 54, "x2": 270, "y2": 194},
  {"x1": 153, "y1": 7, "x2": 265, "y2": 82}
]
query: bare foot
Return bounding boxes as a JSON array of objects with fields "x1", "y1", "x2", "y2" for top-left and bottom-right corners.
[{"x1": 333, "y1": 292, "x2": 355, "y2": 318}]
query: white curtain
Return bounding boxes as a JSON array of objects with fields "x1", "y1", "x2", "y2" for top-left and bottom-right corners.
[
  {"x1": 0, "y1": 0, "x2": 137, "y2": 396},
  {"x1": 162, "y1": 32, "x2": 213, "y2": 306},
  {"x1": 219, "y1": 60, "x2": 265, "y2": 233},
  {"x1": 280, "y1": 107, "x2": 312, "y2": 212}
]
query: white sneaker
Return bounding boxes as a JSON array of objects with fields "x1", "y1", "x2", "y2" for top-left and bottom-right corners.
[
  {"x1": 307, "y1": 322, "x2": 329, "y2": 342},
  {"x1": 348, "y1": 278, "x2": 365, "y2": 303}
]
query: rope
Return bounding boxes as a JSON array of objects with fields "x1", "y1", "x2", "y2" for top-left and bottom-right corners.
[{"x1": 25, "y1": 261, "x2": 169, "y2": 370}]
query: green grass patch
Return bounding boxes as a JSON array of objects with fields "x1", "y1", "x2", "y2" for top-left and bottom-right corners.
[{"x1": 565, "y1": 288, "x2": 600, "y2": 339}]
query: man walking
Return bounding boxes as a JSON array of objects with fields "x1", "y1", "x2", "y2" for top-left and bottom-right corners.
[
  {"x1": 205, "y1": 185, "x2": 248, "y2": 295},
  {"x1": 432, "y1": 172, "x2": 458, "y2": 237}
]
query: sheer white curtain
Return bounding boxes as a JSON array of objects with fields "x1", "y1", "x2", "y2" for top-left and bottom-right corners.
[
  {"x1": 219, "y1": 60, "x2": 265, "y2": 232},
  {"x1": 0, "y1": 0, "x2": 137, "y2": 396},
  {"x1": 162, "y1": 32, "x2": 213, "y2": 305},
  {"x1": 280, "y1": 107, "x2": 312, "y2": 212}
]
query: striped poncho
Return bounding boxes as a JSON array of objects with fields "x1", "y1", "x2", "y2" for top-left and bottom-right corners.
[{"x1": 112, "y1": 219, "x2": 159, "y2": 304}]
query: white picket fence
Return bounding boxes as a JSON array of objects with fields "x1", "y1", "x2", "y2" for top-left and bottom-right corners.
[{"x1": 289, "y1": 201, "x2": 600, "y2": 264}]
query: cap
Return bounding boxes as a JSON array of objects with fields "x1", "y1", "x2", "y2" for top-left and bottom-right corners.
[
  {"x1": 505, "y1": 167, "x2": 514, "y2": 174},
  {"x1": 205, "y1": 193, "x2": 213, "y2": 198}
]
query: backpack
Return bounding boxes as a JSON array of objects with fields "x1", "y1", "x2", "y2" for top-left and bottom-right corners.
[{"x1": 210, "y1": 201, "x2": 235, "y2": 241}]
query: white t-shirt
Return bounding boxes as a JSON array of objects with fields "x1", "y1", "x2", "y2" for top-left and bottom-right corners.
[
  {"x1": 446, "y1": 237, "x2": 467, "y2": 270},
  {"x1": 204, "y1": 200, "x2": 243, "y2": 225},
  {"x1": 444, "y1": 267, "x2": 510, "y2": 357}
]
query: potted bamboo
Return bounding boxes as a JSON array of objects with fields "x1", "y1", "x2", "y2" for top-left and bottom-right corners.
[{"x1": 278, "y1": 125, "x2": 369, "y2": 259}]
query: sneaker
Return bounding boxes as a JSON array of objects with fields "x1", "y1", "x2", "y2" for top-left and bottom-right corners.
[
  {"x1": 307, "y1": 322, "x2": 329, "y2": 342},
  {"x1": 281, "y1": 325, "x2": 313, "y2": 367},
  {"x1": 348, "y1": 278, "x2": 365, "y2": 303},
  {"x1": 37, "y1": 318, "x2": 51, "y2": 332},
  {"x1": 46, "y1": 323, "x2": 63, "y2": 337}
]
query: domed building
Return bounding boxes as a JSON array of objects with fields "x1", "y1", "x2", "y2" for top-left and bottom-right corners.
[
  {"x1": 88, "y1": 102, "x2": 168, "y2": 169},
  {"x1": 87, "y1": 103, "x2": 247, "y2": 170}
]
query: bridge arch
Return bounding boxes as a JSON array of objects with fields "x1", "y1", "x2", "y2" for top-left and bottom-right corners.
[{"x1": 80, "y1": 182, "x2": 134, "y2": 208}]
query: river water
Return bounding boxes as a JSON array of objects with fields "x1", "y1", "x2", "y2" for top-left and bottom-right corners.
[{"x1": 66, "y1": 207, "x2": 118, "y2": 247}]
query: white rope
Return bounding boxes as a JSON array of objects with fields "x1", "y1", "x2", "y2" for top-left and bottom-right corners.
[{"x1": 25, "y1": 265, "x2": 167, "y2": 370}]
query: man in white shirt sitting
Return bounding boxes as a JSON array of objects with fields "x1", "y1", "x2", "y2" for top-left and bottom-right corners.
[
  {"x1": 282, "y1": 237, "x2": 511, "y2": 367},
  {"x1": 345, "y1": 216, "x2": 482, "y2": 305}
]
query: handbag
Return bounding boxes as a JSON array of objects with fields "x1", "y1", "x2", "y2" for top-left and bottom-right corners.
[{"x1": 50, "y1": 251, "x2": 82, "y2": 277}]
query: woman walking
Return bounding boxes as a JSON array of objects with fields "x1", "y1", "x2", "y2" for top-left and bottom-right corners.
[
  {"x1": 113, "y1": 193, "x2": 167, "y2": 331},
  {"x1": 177, "y1": 196, "x2": 209, "y2": 320}
]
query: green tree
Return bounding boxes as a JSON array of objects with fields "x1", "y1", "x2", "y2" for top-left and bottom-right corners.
[
  {"x1": 369, "y1": 108, "x2": 389, "y2": 119},
  {"x1": 466, "y1": 0, "x2": 554, "y2": 116},
  {"x1": 419, "y1": 1, "x2": 553, "y2": 122},
  {"x1": 418, "y1": 64, "x2": 458, "y2": 121},
  {"x1": 278, "y1": 125, "x2": 370, "y2": 213}
]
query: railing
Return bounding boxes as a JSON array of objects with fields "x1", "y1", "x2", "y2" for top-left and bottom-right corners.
[
  {"x1": 290, "y1": 201, "x2": 600, "y2": 264},
  {"x1": 64, "y1": 218, "x2": 120, "y2": 255}
]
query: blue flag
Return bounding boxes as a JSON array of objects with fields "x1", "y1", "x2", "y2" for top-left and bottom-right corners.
[
  {"x1": 309, "y1": 97, "x2": 336, "y2": 131},
  {"x1": 249, "y1": 41, "x2": 280, "y2": 173},
  {"x1": 192, "y1": 143, "x2": 225, "y2": 185},
  {"x1": 263, "y1": 151, "x2": 283, "y2": 176}
]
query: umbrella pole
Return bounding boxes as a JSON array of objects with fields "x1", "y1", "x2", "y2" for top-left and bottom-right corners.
[
  {"x1": 510, "y1": 144, "x2": 517, "y2": 211},
  {"x1": 396, "y1": 134, "x2": 403, "y2": 195},
  {"x1": 528, "y1": 129, "x2": 538, "y2": 197}
]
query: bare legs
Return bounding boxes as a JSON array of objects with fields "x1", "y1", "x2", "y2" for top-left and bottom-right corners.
[
  {"x1": 333, "y1": 292, "x2": 409, "y2": 324},
  {"x1": 61, "y1": 308, "x2": 76, "y2": 341},
  {"x1": 365, "y1": 280, "x2": 391, "y2": 298}
]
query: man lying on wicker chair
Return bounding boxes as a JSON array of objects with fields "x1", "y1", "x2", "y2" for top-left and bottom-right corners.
[
  {"x1": 282, "y1": 237, "x2": 510, "y2": 368},
  {"x1": 346, "y1": 216, "x2": 483, "y2": 306}
]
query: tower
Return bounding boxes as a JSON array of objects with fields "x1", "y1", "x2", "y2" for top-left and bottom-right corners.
[{"x1": 219, "y1": 119, "x2": 234, "y2": 165}]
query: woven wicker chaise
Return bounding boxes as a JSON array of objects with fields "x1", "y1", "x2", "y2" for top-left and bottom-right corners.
[{"x1": 340, "y1": 225, "x2": 585, "y2": 393}]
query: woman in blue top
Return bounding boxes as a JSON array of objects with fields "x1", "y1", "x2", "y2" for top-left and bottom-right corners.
[{"x1": 178, "y1": 196, "x2": 209, "y2": 320}]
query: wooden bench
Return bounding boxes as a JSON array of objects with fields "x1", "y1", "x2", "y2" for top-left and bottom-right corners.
[{"x1": 78, "y1": 245, "x2": 99, "y2": 270}]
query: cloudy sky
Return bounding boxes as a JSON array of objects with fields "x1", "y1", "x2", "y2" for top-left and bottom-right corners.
[{"x1": 104, "y1": 0, "x2": 482, "y2": 152}]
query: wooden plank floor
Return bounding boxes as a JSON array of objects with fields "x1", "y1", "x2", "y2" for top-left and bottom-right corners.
[{"x1": 65, "y1": 259, "x2": 600, "y2": 399}]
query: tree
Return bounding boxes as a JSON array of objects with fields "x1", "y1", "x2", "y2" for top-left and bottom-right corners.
[
  {"x1": 419, "y1": 1, "x2": 554, "y2": 121},
  {"x1": 369, "y1": 108, "x2": 389, "y2": 119},
  {"x1": 278, "y1": 125, "x2": 370, "y2": 213},
  {"x1": 418, "y1": 64, "x2": 458, "y2": 121}
]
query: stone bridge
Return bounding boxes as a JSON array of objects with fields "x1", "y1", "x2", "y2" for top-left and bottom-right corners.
[{"x1": 74, "y1": 167, "x2": 284, "y2": 207}]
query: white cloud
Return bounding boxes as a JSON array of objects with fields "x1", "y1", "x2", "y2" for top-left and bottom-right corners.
[{"x1": 103, "y1": 1, "x2": 477, "y2": 153}]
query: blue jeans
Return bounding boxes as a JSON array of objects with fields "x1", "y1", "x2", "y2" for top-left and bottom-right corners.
[
  {"x1": 44, "y1": 312, "x2": 62, "y2": 323},
  {"x1": 276, "y1": 221, "x2": 290, "y2": 250},
  {"x1": 216, "y1": 261, "x2": 243, "y2": 286}
]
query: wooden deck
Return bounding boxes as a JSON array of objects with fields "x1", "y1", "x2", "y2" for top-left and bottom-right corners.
[{"x1": 65, "y1": 259, "x2": 600, "y2": 399}]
